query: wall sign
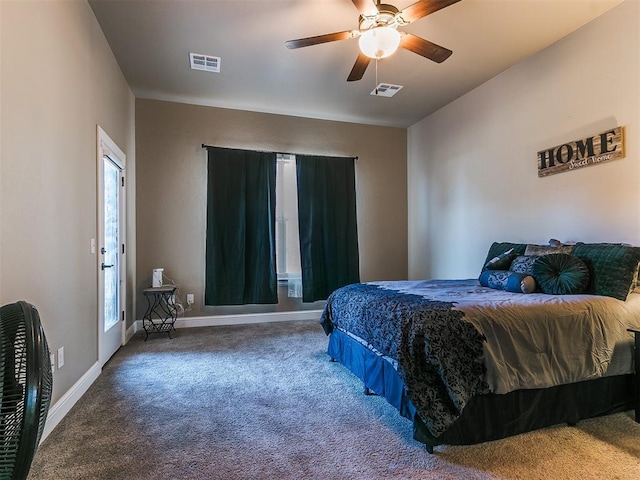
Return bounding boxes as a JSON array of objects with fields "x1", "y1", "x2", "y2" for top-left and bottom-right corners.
[{"x1": 537, "y1": 126, "x2": 625, "y2": 177}]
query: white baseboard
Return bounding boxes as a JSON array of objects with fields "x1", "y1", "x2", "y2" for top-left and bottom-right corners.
[
  {"x1": 133, "y1": 309, "x2": 323, "y2": 333},
  {"x1": 125, "y1": 321, "x2": 137, "y2": 342},
  {"x1": 41, "y1": 361, "x2": 102, "y2": 443}
]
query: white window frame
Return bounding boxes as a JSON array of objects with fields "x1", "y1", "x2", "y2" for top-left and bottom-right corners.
[{"x1": 275, "y1": 153, "x2": 301, "y2": 284}]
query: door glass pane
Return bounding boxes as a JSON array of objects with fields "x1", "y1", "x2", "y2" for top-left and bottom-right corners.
[{"x1": 104, "y1": 158, "x2": 120, "y2": 332}]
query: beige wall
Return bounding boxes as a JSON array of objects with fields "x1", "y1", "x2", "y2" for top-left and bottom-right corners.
[
  {"x1": 408, "y1": 0, "x2": 639, "y2": 280},
  {"x1": 136, "y1": 99, "x2": 408, "y2": 318},
  {"x1": 0, "y1": 1, "x2": 135, "y2": 403}
]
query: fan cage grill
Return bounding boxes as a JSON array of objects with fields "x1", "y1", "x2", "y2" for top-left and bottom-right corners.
[{"x1": 0, "y1": 302, "x2": 53, "y2": 479}]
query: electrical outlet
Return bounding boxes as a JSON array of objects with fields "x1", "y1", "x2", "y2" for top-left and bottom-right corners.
[
  {"x1": 50, "y1": 353, "x2": 55, "y2": 374},
  {"x1": 57, "y1": 346, "x2": 65, "y2": 369},
  {"x1": 187, "y1": 293, "x2": 194, "y2": 305}
]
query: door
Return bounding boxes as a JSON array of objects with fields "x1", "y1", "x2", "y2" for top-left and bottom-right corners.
[{"x1": 97, "y1": 126, "x2": 126, "y2": 366}]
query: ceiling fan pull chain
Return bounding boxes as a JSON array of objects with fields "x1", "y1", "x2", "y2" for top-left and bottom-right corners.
[{"x1": 375, "y1": 58, "x2": 379, "y2": 95}]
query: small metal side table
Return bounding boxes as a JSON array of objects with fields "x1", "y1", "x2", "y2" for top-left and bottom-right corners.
[
  {"x1": 628, "y1": 328, "x2": 640, "y2": 422},
  {"x1": 142, "y1": 285, "x2": 178, "y2": 340}
]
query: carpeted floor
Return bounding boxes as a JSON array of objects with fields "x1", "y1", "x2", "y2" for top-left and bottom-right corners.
[{"x1": 28, "y1": 320, "x2": 640, "y2": 479}]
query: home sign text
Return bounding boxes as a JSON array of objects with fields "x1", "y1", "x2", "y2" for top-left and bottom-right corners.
[{"x1": 537, "y1": 126, "x2": 625, "y2": 177}]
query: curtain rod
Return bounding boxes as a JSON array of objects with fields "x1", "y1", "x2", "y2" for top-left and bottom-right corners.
[{"x1": 201, "y1": 144, "x2": 357, "y2": 161}]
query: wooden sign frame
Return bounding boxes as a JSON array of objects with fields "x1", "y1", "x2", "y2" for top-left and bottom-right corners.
[{"x1": 537, "y1": 126, "x2": 625, "y2": 177}]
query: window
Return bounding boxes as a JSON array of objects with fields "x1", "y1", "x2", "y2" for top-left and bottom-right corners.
[
  {"x1": 204, "y1": 145, "x2": 358, "y2": 304},
  {"x1": 275, "y1": 154, "x2": 302, "y2": 297}
]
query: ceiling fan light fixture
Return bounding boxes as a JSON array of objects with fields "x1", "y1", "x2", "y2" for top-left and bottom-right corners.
[{"x1": 358, "y1": 26, "x2": 401, "y2": 59}]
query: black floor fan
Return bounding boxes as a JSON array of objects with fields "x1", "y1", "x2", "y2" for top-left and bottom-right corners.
[{"x1": 0, "y1": 301, "x2": 53, "y2": 480}]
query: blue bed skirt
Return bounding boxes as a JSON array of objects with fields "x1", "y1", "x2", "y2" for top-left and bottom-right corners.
[
  {"x1": 327, "y1": 327, "x2": 417, "y2": 421},
  {"x1": 327, "y1": 328, "x2": 635, "y2": 449}
]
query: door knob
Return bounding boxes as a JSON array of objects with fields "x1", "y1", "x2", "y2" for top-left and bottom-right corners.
[{"x1": 101, "y1": 263, "x2": 114, "y2": 270}]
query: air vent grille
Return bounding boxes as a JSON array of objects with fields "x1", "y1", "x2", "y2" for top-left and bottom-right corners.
[
  {"x1": 371, "y1": 83, "x2": 403, "y2": 97},
  {"x1": 189, "y1": 53, "x2": 221, "y2": 73}
]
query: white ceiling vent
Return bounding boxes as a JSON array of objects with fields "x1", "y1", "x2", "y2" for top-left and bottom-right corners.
[
  {"x1": 189, "y1": 53, "x2": 221, "y2": 73},
  {"x1": 371, "y1": 83, "x2": 403, "y2": 97}
]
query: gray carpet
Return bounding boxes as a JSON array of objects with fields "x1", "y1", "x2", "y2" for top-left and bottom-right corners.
[{"x1": 28, "y1": 320, "x2": 640, "y2": 479}]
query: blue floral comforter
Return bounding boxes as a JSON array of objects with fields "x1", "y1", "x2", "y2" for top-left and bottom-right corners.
[{"x1": 320, "y1": 282, "x2": 490, "y2": 437}]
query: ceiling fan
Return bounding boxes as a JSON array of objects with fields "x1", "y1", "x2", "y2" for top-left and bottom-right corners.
[{"x1": 285, "y1": 0, "x2": 461, "y2": 82}]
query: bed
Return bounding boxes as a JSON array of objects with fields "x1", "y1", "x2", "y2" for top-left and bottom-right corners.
[{"x1": 319, "y1": 241, "x2": 640, "y2": 452}]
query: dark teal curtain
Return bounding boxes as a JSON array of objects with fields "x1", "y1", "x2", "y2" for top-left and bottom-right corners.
[
  {"x1": 205, "y1": 147, "x2": 277, "y2": 305},
  {"x1": 296, "y1": 155, "x2": 360, "y2": 302}
]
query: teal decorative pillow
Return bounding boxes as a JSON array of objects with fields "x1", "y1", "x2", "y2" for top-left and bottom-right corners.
[
  {"x1": 481, "y1": 242, "x2": 526, "y2": 273},
  {"x1": 572, "y1": 243, "x2": 640, "y2": 300},
  {"x1": 479, "y1": 270, "x2": 536, "y2": 294},
  {"x1": 509, "y1": 255, "x2": 539, "y2": 276},
  {"x1": 483, "y1": 248, "x2": 517, "y2": 271},
  {"x1": 532, "y1": 253, "x2": 589, "y2": 295}
]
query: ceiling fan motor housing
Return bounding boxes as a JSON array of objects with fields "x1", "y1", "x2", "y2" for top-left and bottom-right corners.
[{"x1": 359, "y1": 4, "x2": 404, "y2": 31}]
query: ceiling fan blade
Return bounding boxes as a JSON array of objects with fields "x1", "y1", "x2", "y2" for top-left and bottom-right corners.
[
  {"x1": 285, "y1": 30, "x2": 357, "y2": 49},
  {"x1": 347, "y1": 53, "x2": 371, "y2": 82},
  {"x1": 400, "y1": 0, "x2": 461, "y2": 24},
  {"x1": 400, "y1": 33, "x2": 452, "y2": 63},
  {"x1": 351, "y1": 0, "x2": 379, "y2": 16}
]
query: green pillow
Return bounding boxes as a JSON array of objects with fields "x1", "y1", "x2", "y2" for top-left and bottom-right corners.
[
  {"x1": 532, "y1": 253, "x2": 589, "y2": 295},
  {"x1": 481, "y1": 242, "x2": 526, "y2": 273},
  {"x1": 483, "y1": 248, "x2": 517, "y2": 271},
  {"x1": 572, "y1": 243, "x2": 640, "y2": 300}
]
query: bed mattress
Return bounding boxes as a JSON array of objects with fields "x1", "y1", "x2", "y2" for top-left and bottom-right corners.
[
  {"x1": 320, "y1": 279, "x2": 640, "y2": 436},
  {"x1": 371, "y1": 279, "x2": 640, "y2": 394}
]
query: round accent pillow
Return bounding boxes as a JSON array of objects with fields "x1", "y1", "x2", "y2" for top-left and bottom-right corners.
[{"x1": 532, "y1": 253, "x2": 589, "y2": 295}]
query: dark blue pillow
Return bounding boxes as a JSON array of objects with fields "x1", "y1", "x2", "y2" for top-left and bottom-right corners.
[
  {"x1": 509, "y1": 255, "x2": 539, "y2": 276},
  {"x1": 479, "y1": 270, "x2": 536, "y2": 294},
  {"x1": 532, "y1": 253, "x2": 589, "y2": 295}
]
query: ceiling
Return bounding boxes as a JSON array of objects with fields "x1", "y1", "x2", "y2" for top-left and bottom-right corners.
[{"x1": 88, "y1": 0, "x2": 623, "y2": 128}]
